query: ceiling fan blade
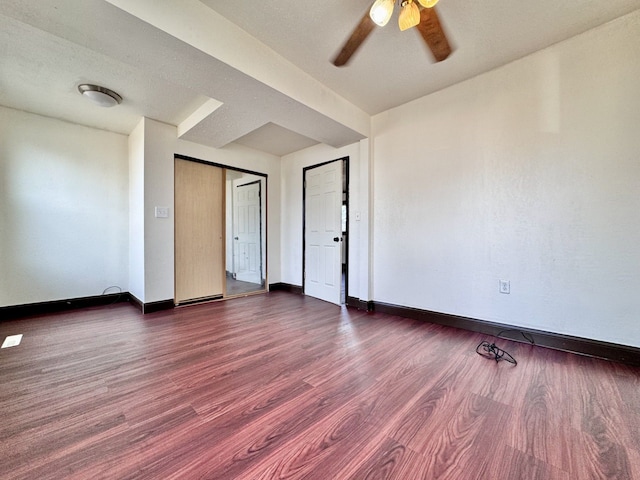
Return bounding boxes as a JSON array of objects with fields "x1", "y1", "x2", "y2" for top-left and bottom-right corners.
[
  {"x1": 332, "y1": 12, "x2": 376, "y2": 67},
  {"x1": 415, "y1": 6, "x2": 452, "y2": 62}
]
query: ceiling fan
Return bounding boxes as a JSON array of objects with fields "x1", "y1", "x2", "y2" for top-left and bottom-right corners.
[{"x1": 332, "y1": 0, "x2": 453, "y2": 67}]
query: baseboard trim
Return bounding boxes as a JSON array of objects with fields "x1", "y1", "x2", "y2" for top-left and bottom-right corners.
[
  {"x1": 129, "y1": 294, "x2": 174, "y2": 314},
  {"x1": 371, "y1": 301, "x2": 640, "y2": 367},
  {"x1": 128, "y1": 294, "x2": 143, "y2": 312},
  {"x1": 1, "y1": 292, "x2": 130, "y2": 321},
  {"x1": 269, "y1": 283, "x2": 303, "y2": 295},
  {"x1": 346, "y1": 296, "x2": 373, "y2": 311},
  {"x1": 143, "y1": 299, "x2": 175, "y2": 314},
  {"x1": 175, "y1": 296, "x2": 222, "y2": 307}
]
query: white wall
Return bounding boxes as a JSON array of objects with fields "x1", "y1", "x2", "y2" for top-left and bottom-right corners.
[
  {"x1": 128, "y1": 118, "x2": 145, "y2": 302},
  {"x1": 371, "y1": 11, "x2": 640, "y2": 346},
  {"x1": 0, "y1": 111, "x2": 280, "y2": 307},
  {"x1": 0, "y1": 106, "x2": 129, "y2": 307},
  {"x1": 280, "y1": 141, "x2": 370, "y2": 300},
  {"x1": 142, "y1": 119, "x2": 176, "y2": 303},
  {"x1": 133, "y1": 118, "x2": 281, "y2": 303}
]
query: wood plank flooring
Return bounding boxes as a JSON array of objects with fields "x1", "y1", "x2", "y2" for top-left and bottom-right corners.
[{"x1": 1, "y1": 291, "x2": 639, "y2": 479}]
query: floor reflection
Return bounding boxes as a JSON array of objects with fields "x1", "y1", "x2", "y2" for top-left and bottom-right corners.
[{"x1": 226, "y1": 277, "x2": 263, "y2": 296}]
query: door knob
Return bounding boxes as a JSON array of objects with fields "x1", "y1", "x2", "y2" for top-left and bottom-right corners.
[{"x1": 333, "y1": 237, "x2": 340, "y2": 242}]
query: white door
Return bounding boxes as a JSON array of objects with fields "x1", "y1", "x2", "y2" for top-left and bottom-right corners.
[
  {"x1": 304, "y1": 160, "x2": 342, "y2": 305},
  {"x1": 233, "y1": 180, "x2": 262, "y2": 285}
]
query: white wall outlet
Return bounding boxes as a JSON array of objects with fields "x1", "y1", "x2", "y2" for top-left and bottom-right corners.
[
  {"x1": 499, "y1": 280, "x2": 510, "y2": 294},
  {"x1": 155, "y1": 206, "x2": 169, "y2": 218},
  {"x1": 355, "y1": 212, "x2": 361, "y2": 221}
]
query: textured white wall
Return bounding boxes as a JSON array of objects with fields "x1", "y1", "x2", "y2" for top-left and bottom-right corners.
[
  {"x1": 0, "y1": 106, "x2": 129, "y2": 306},
  {"x1": 371, "y1": 12, "x2": 640, "y2": 346}
]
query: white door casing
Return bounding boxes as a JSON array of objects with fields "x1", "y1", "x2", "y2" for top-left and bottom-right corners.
[
  {"x1": 233, "y1": 180, "x2": 262, "y2": 285},
  {"x1": 304, "y1": 160, "x2": 342, "y2": 305}
]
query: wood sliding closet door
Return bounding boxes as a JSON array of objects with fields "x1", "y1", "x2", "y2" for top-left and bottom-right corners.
[{"x1": 174, "y1": 158, "x2": 224, "y2": 304}]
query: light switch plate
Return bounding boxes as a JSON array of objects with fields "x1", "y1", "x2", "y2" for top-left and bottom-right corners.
[{"x1": 155, "y1": 207, "x2": 169, "y2": 218}]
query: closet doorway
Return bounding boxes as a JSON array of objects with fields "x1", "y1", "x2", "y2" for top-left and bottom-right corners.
[{"x1": 174, "y1": 156, "x2": 267, "y2": 305}]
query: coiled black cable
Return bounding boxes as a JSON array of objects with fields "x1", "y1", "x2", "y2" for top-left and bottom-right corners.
[{"x1": 476, "y1": 340, "x2": 517, "y2": 365}]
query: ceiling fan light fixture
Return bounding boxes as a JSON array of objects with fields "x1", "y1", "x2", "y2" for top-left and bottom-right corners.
[
  {"x1": 369, "y1": 0, "x2": 395, "y2": 27},
  {"x1": 417, "y1": 0, "x2": 439, "y2": 8},
  {"x1": 398, "y1": 0, "x2": 420, "y2": 31},
  {"x1": 78, "y1": 84, "x2": 122, "y2": 107}
]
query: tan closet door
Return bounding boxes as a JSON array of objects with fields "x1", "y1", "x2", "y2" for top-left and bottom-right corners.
[{"x1": 175, "y1": 158, "x2": 224, "y2": 304}]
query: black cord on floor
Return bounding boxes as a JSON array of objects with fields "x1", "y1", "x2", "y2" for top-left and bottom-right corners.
[
  {"x1": 496, "y1": 328, "x2": 535, "y2": 345},
  {"x1": 476, "y1": 340, "x2": 517, "y2": 366}
]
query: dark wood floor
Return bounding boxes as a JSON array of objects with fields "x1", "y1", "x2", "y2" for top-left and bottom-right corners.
[
  {"x1": 225, "y1": 277, "x2": 264, "y2": 296},
  {"x1": 1, "y1": 292, "x2": 639, "y2": 479}
]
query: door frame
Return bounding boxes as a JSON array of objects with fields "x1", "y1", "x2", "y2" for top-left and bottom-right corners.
[{"x1": 302, "y1": 156, "x2": 349, "y2": 303}]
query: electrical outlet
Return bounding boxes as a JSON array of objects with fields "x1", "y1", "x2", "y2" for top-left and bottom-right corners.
[{"x1": 499, "y1": 280, "x2": 510, "y2": 294}]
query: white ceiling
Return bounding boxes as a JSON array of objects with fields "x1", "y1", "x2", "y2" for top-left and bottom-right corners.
[
  {"x1": 205, "y1": 0, "x2": 640, "y2": 114},
  {"x1": 1, "y1": 0, "x2": 638, "y2": 156}
]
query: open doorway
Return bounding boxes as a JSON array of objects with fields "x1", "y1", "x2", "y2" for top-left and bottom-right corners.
[
  {"x1": 303, "y1": 157, "x2": 348, "y2": 305},
  {"x1": 225, "y1": 173, "x2": 266, "y2": 296}
]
